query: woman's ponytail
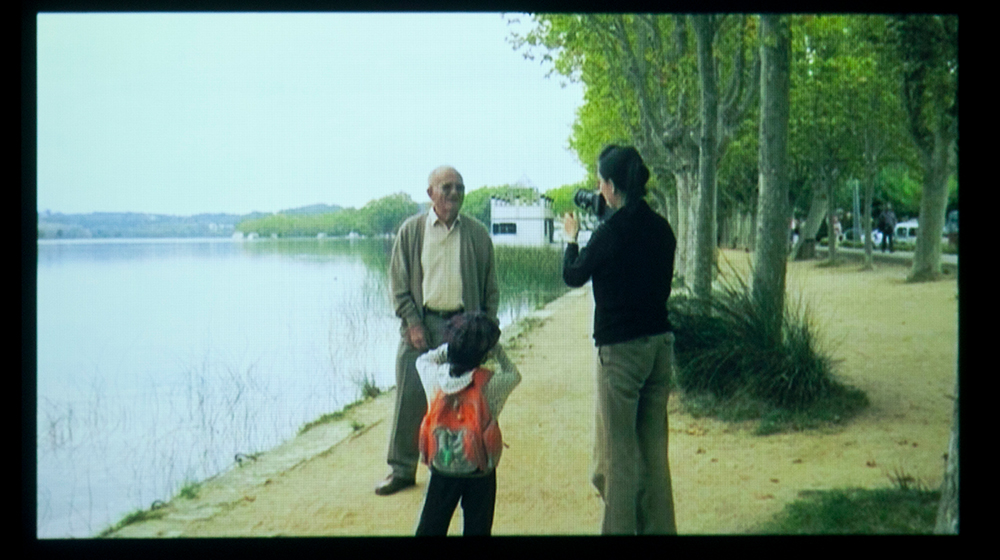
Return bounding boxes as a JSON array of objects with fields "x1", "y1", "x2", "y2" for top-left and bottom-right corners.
[{"x1": 598, "y1": 145, "x2": 649, "y2": 203}]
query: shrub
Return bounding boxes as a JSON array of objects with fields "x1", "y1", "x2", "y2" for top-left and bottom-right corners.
[{"x1": 669, "y1": 269, "x2": 867, "y2": 429}]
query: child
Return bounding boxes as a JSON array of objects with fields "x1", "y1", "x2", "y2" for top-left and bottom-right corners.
[{"x1": 414, "y1": 312, "x2": 520, "y2": 536}]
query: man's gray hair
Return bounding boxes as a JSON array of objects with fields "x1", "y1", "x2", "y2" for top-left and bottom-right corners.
[{"x1": 428, "y1": 166, "x2": 463, "y2": 187}]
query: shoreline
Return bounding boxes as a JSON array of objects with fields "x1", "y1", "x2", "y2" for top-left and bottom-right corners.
[{"x1": 99, "y1": 288, "x2": 575, "y2": 538}]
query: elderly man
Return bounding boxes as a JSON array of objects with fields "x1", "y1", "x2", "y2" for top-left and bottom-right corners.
[{"x1": 376, "y1": 165, "x2": 501, "y2": 496}]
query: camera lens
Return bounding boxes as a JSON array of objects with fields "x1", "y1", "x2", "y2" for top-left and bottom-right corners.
[{"x1": 574, "y1": 190, "x2": 607, "y2": 219}]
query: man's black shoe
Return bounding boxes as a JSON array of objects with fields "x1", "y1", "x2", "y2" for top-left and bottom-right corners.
[{"x1": 375, "y1": 475, "x2": 415, "y2": 496}]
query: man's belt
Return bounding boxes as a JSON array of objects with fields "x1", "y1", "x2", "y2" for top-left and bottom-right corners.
[{"x1": 423, "y1": 307, "x2": 464, "y2": 320}]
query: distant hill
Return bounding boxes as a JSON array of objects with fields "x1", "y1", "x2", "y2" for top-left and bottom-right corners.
[{"x1": 36, "y1": 203, "x2": 342, "y2": 239}]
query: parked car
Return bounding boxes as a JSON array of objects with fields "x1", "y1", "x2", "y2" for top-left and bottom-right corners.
[
  {"x1": 894, "y1": 219, "x2": 919, "y2": 242},
  {"x1": 893, "y1": 218, "x2": 950, "y2": 243}
]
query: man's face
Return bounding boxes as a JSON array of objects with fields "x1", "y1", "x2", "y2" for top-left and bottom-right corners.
[{"x1": 427, "y1": 169, "x2": 465, "y2": 225}]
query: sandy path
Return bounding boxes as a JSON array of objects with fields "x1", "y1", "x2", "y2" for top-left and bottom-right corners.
[{"x1": 108, "y1": 251, "x2": 957, "y2": 536}]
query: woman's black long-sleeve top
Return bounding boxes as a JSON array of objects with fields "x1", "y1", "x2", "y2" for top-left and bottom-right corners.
[{"x1": 563, "y1": 199, "x2": 677, "y2": 346}]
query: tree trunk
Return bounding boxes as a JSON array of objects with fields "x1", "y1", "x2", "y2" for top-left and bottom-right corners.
[
  {"x1": 791, "y1": 179, "x2": 827, "y2": 260},
  {"x1": 719, "y1": 209, "x2": 750, "y2": 250},
  {"x1": 693, "y1": 15, "x2": 719, "y2": 301},
  {"x1": 862, "y1": 155, "x2": 878, "y2": 270},
  {"x1": 909, "y1": 136, "x2": 951, "y2": 282},
  {"x1": 893, "y1": 15, "x2": 957, "y2": 282},
  {"x1": 743, "y1": 209, "x2": 755, "y2": 251},
  {"x1": 752, "y1": 14, "x2": 791, "y2": 343},
  {"x1": 862, "y1": 179, "x2": 875, "y2": 270},
  {"x1": 673, "y1": 170, "x2": 695, "y2": 286},
  {"x1": 649, "y1": 163, "x2": 677, "y2": 227},
  {"x1": 825, "y1": 169, "x2": 839, "y2": 264},
  {"x1": 934, "y1": 373, "x2": 959, "y2": 534}
]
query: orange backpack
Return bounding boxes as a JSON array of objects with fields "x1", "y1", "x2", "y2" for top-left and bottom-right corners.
[{"x1": 419, "y1": 368, "x2": 503, "y2": 475}]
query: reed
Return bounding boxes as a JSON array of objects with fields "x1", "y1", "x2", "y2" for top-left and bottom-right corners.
[{"x1": 495, "y1": 245, "x2": 569, "y2": 314}]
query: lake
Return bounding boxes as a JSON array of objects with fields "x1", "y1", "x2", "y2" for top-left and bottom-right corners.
[{"x1": 35, "y1": 237, "x2": 565, "y2": 538}]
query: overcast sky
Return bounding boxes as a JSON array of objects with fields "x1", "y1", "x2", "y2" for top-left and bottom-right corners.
[{"x1": 36, "y1": 12, "x2": 587, "y2": 216}]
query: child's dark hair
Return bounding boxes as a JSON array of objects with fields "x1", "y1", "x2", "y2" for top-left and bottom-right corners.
[{"x1": 445, "y1": 312, "x2": 501, "y2": 377}]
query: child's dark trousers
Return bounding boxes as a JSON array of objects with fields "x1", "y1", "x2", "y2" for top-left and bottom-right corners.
[{"x1": 416, "y1": 469, "x2": 497, "y2": 536}]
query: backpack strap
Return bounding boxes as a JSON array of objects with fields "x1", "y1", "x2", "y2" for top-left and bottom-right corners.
[{"x1": 471, "y1": 367, "x2": 493, "y2": 389}]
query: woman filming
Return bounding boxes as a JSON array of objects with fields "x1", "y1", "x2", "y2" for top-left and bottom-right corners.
[{"x1": 562, "y1": 145, "x2": 678, "y2": 535}]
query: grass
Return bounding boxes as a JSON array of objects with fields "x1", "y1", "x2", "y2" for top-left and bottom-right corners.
[
  {"x1": 96, "y1": 478, "x2": 202, "y2": 537},
  {"x1": 298, "y1": 398, "x2": 369, "y2": 436},
  {"x1": 178, "y1": 480, "x2": 200, "y2": 500},
  {"x1": 357, "y1": 373, "x2": 382, "y2": 400},
  {"x1": 753, "y1": 486, "x2": 940, "y2": 534},
  {"x1": 504, "y1": 315, "x2": 548, "y2": 353},
  {"x1": 96, "y1": 508, "x2": 167, "y2": 538},
  {"x1": 670, "y1": 266, "x2": 869, "y2": 434}
]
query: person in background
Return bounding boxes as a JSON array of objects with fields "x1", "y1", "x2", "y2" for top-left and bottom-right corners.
[{"x1": 878, "y1": 202, "x2": 898, "y2": 253}]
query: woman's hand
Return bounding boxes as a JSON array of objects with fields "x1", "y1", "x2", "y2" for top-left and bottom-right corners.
[{"x1": 563, "y1": 212, "x2": 579, "y2": 242}]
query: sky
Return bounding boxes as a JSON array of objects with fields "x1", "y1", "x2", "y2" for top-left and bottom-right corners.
[{"x1": 36, "y1": 12, "x2": 587, "y2": 216}]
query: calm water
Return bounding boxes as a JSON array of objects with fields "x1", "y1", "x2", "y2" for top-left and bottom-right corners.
[{"x1": 36, "y1": 237, "x2": 546, "y2": 538}]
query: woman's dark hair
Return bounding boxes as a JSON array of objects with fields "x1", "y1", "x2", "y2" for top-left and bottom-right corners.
[
  {"x1": 445, "y1": 312, "x2": 501, "y2": 377},
  {"x1": 597, "y1": 145, "x2": 650, "y2": 203}
]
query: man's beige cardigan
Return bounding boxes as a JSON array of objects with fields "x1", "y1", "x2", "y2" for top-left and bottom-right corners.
[{"x1": 389, "y1": 212, "x2": 500, "y2": 334}]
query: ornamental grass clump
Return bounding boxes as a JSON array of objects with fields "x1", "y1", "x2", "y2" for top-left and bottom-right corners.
[{"x1": 669, "y1": 269, "x2": 866, "y2": 429}]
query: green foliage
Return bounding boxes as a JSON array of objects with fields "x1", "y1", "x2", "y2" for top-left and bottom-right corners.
[
  {"x1": 361, "y1": 193, "x2": 422, "y2": 236},
  {"x1": 463, "y1": 185, "x2": 542, "y2": 226},
  {"x1": 236, "y1": 192, "x2": 419, "y2": 238},
  {"x1": 877, "y1": 164, "x2": 923, "y2": 217},
  {"x1": 511, "y1": 14, "x2": 702, "y2": 192},
  {"x1": 788, "y1": 16, "x2": 915, "y2": 213},
  {"x1": 178, "y1": 480, "x2": 200, "y2": 500},
  {"x1": 545, "y1": 181, "x2": 590, "y2": 217},
  {"x1": 717, "y1": 118, "x2": 759, "y2": 214},
  {"x1": 669, "y1": 269, "x2": 867, "y2": 430},
  {"x1": 754, "y1": 487, "x2": 939, "y2": 534},
  {"x1": 888, "y1": 15, "x2": 958, "y2": 155}
]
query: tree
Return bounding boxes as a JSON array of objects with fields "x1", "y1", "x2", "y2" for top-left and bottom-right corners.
[
  {"x1": 787, "y1": 15, "x2": 857, "y2": 262},
  {"x1": 842, "y1": 16, "x2": 914, "y2": 270},
  {"x1": 236, "y1": 192, "x2": 419, "y2": 238},
  {"x1": 690, "y1": 15, "x2": 759, "y2": 298},
  {"x1": 545, "y1": 181, "x2": 590, "y2": 218},
  {"x1": 889, "y1": 15, "x2": 957, "y2": 282},
  {"x1": 511, "y1": 14, "x2": 695, "y2": 277},
  {"x1": 512, "y1": 14, "x2": 757, "y2": 299},
  {"x1": 752, "y1": 14, "x2": 791, "y2": 342},
  {"x1": 692, "y1": 14, "x2": 721, "y2": 300},
  {"x1": 361, "y1": 193, "x2": 421, "y2": 236},
  {"x1": 783, "y1": 15, "x2": 916, "y2": 266},
  {"x1": 463, "y1": 184, "x2": 542, "y2": 226}
]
